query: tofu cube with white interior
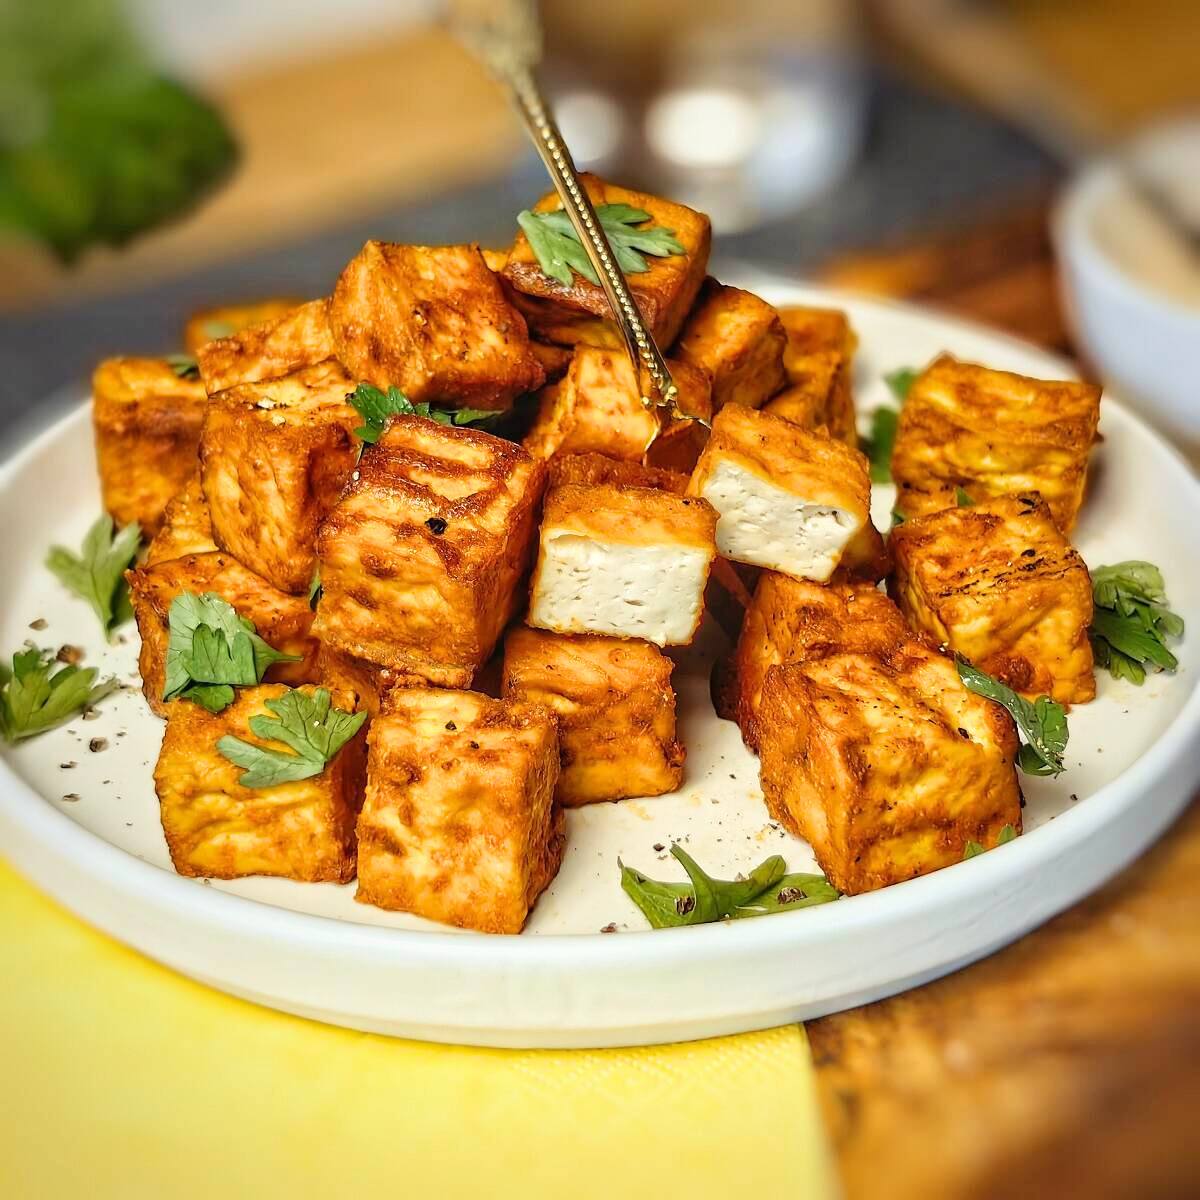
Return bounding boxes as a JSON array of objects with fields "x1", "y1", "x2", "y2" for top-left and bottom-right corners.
[
  {"x1": 528, "y1": 482, "x2": 716, "y2": 646},
  {"x1": 687, "y1": 405, "x2": 872, "y2": 582},
  {"x1": 356, "y1": 688, "x2": 563, "y2": 933}
]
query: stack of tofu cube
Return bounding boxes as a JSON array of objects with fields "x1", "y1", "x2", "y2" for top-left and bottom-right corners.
[{"x1": 96, "y1": 171, "x2": 1102, "y2": 930}]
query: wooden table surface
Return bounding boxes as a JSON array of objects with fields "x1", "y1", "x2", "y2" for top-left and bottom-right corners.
[{"x1": 7, "y1": 27, "x2": 1198, "y2": 1199}]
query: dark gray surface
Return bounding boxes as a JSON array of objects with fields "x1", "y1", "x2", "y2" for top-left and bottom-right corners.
[{"x1": 0, "y1": 70, "x2": 1056, "y2": 447}]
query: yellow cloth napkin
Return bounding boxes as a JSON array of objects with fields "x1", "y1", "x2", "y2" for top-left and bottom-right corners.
[{"x1": 0, "y1": 860, "x2": 837, "y2": 1199}]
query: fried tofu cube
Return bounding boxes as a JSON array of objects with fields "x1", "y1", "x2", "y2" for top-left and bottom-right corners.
[
  {"x1": 778, "y1": 305, "x2": 857, "y2": 362},
  {"x1": 356, "y1": 688, "x2": 563, "y2": 932},
  {"x1": 195, "y1": 298, "x2": 335, "y2": 395},
  {"x1": 546, "y1": 451, "x2": 687, "y2": 495},
  {"x1": 145, "y1": 475, "x2": 217, "y2": 565},
  {"x1": 529, "y1": 339, "x2": 573, "y2": 383},
  {"x1": 891, "y1": 356, "x2": 1101, "y2": 532},
  {"x1": 502, "y1": 174, "x2": 711, "y2": 348},
  {"x1": 674, "y1": 279, "x2": 787, "y2": 411},
  {"x1": 889, "y1": 493, "x2": 1095, "y2": 704},
  {"x1": 92, "y1": 357, "x2": 208, "y2": 535},
  {"x1": 764, "y1": 349, "x2": 857, "y2": 447},
  {"x1": 528, "y1": 482, "x2": 717, "y2": 646},
  {"x1": 523, "y1": 345, "x2": 711, "y2": 463},
  {"x1": 183, "y1": 297, "x2": 305, "y2": 356},
  {"x1": 687, "y1": 405, "x2": 872, "y2": 581},
  {"x1": 199, "y1": 360, "x2": 360, "y2": 594},
  {"x1": 502, "y1": 627, "x2": 684, "y2": 805},
  {"x1": 314, "y1": 417, "x2": 545, "y2": 687},
  {"x1": 757, "y1": 641, "x2": 1022, "y2": 894},
  {"x1": 734, "y1": 573, "x2": 913, "y2": 750},
  {"x1": 127, "y1": 551, "x2": 319, "y2": 717},
  {"x1": 154, "y1": 683, "x2": 365, "y2": 882},
  {"x1": 315, "y1": 645, "x2": 424, "y2": 718},
  {"x1": 329, "y1": 241, "x2": 544, "y2": 410}
]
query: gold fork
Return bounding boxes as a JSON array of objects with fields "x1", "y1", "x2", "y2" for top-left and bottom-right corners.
[{"x1": 447, "y1": 0, "x2": 690, "y2": 423}]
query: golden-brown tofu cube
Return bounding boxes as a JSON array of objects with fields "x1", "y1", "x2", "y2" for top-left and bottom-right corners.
[
  {"x1": 529, "y1": 339, "x2": 573, "y2": 383},
  {"x1": 523, "y1": 345, "x2": 711, "y2": 463},
  {"x1": 764, "y1": 349, "x2": 857, "y2": 447},
  {"x1": 154, "y1": 683, "x2": 365, "y2": 882},
  {"x1": 529, "y1": 482, "x2": 717, "y2": 646},
  {"x1": 329, "y1": 241, "x2": 544, "y2": 409},
  {"x1": 889, "y1": 493, "x2": 1095, "y2": 704},
  {"x1": 891, "y1": 356, "x2": 1101, "y2": 532},
  {"x1": 502, "y1": 627, "x2": 684, "y2": 805},
  {"x1": 196, "y1": 298, "x2": 335, "y2": 395},
  {"x1": 199, "y1": 360, "x2": 360, "y2": 594},
  {"x1": 314, "y1": 417, "x2": 545, "y2": 687},
  {"x1": 778, "y1": 305, "x2": 857, "y2": 363},
  {"x1": 502, "y1": 174, "x2": 711, "y2": 348},
  {"x1": 183, "y1": 297, "x2": 305, "y2": 356},
  {"x1": 92, "y1": 357, "x2": 208, "y2": 535},
  {"x1": 688, "y1": 405, "x2": 873, "y2": 581},
  {"x1": 674, "y1": 279, "x2": 787, "y2": 411},
  {"x1": 734, "y1": 573, "x2": 912, "y2": 749},
  {"x1": 127, "y1": 551, "x2": 319, "y2": 717},
  {"x1": 546, "y1": 451, "x2": 687, "y2": 495},
  {"x1": 356, "y1": 688, "x2": 564, "y2": 932},
  {"x1": 315, "y1": 644, "x2": 425, "y2": 718},
  {"x1": 757, "y1": 640, "x2": 1022, "y2": 894},
  {"x1": 145, "y1": 475, "x2": 217, "y2": 565}
]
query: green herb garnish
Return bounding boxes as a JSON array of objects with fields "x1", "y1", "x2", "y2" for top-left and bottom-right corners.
[
  {"x1": 46, "y1": 514, "x2": 141, "y2": 637},
  {"x1": 217, "y1": 687, "x2": 366, "y2": 788},
  {"x1": 165, "y1": 353, "x2": 199, "y2": 379},
  {"x1": 163, "y1": 591, "x2": 300, "y2": 713},
  {"x1": 619, "y1": 844, "x2": 839, "y2": 929},
  {"x1": 1089, "y1": 561, "x2": 1183, "y2": 685},
  {"x1": 307, "y1": 566, "x2": 322, "y2": 610},
  {"x1": 956, "y1": 659, "x2": 1068, "y2": 776},
  {"x1": 517, "y1": 203, "x2": 685, "y2": 288},
  {"x1": 963, "y1": 824, "x2": 1016, "y2": 860},
  {"x1": 862, "y1": 366, "x2": 919, "y2": 484},
  {"x1": 955, "y1": 487, "x2": 975, "y2": 506},
  {"x1": 0, "y1": 646, "x2": 118, "y2": 742},
  {"x1": 348, "y1": 383, "x2": 498, "y2": 445},
  {"x1": 884, "y1": 367, "x2": 919, "y2": 402}
]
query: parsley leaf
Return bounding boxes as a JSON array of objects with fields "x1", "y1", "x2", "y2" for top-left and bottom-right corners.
[
  {"x1": 217, "y1": 687, "x2": 366, "y2": 788},
  {"x1": 347, "y1": 383, "x2": 498, "y2": 445},
  {"x1": 46, "y1": 513, "x2": 141, "y2": 637},
  {"x1": 956, "y1": 659, "x2": 1069, "y2": 776},
  {"x1": 955, "y1": 487, "x2": 975, "y2": 506},
  {"x1": 963, "y1": 824, "x2": 1017, "y2": 860},
  {"x1": 518, "y1": 203, "x2": 685, "y2": 287},
  {"x1": 165, "y1": 353, "x2": 199, "y2": 379},
  {"x1": 1089, "y1": 561, "x2": 1183, "y2": 685},
  {"x1": 163, "y1": 591, "x2": 300, "y2": 712},
  {"x1": 619, "y1": 844, "x2": 839, "y2": 928},
  {"x1": 885, "y1": 367, "x2": 919, "y2": 402},
  {"x1": 0, "y1": 646, "x2": 117, "y2": 742}
]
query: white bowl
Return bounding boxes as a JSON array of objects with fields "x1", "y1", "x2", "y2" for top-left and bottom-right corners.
[{"x1": 1055, "y1": 119, "x2": 1200, "y2": 457}]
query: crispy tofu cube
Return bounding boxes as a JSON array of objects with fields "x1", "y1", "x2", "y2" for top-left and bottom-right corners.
[
  {"x1": 688, "y1": 405, "x2": 872, "y2": 581},
  {"x1": 528, "y1": 482, "x2": 717, "y2": 646},
  {"x1": 502, "y1": 174, "x2": 711, "y2": 348},
  {"x1": 757, "y1": 641, "x2": 1022, "y2": 894},
  {"x1": 891, "y1": 356, "x2": 1101, "y2": 532},
  {"x1": 523, "y1": 345, "x2": 711, "y2": 463},
  {"x1": 502, "y1": 627, "x2": 684, "y2": 805},
  {"x1": 183, "y1": 297, "x2": 305, "y2": 356},
  {"x1": 734, "y1": 573, "x2": 912, "y2": 749},
  {"x1": 764, "y1": 349, "x2": 857, "y2": 447},
  {"x1": 674, "y1": 279, "x2": 787, "y2": 411},
  {"x1": 314, "y1": 417, "x2": 545, "y2": 686},
  {"x1": 546, "y1": 451, "x2": 687, "y2": 495},
  {"x1": 92, "y1": 357, "x2": 208, "y2": 535},
  {"x1": 890, "y1": 493, "x2": 1095, "y2": 704},
  {"x1": 778, "y1": 305, "x2": 857, "y2": 362},
  {"x1": 316, "y1": 645, "x2": 425, "y2": 718},
  {"x1": 529, "y1": 339, "x2": 573, "y2": 383},
  {"x1": 127, "y1": 551, "x2": 319, "y2": 717},
  {"x1": 199, "y1": 360, "x2": 360, "y2": 594},
  {"x1": 145, "y1": 475, "x2": 217, "y2": 565},
  {"x1": 196, "y1": 298, "x2": 335, "y2": 395},
  {"x1": 356, "y1": 688, "x2": 563, "y2": 932},
  {"x1": 154, "y1": 683, "x2": 365, "y2": 882},
  {"x1": 329, "y1": 241, "x2": 544, "y2": 409}
]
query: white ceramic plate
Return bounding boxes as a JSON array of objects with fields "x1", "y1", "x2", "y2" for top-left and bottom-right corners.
[{"x1": 2, "y1": 284, "x2": 1198, "y2": 1048}]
